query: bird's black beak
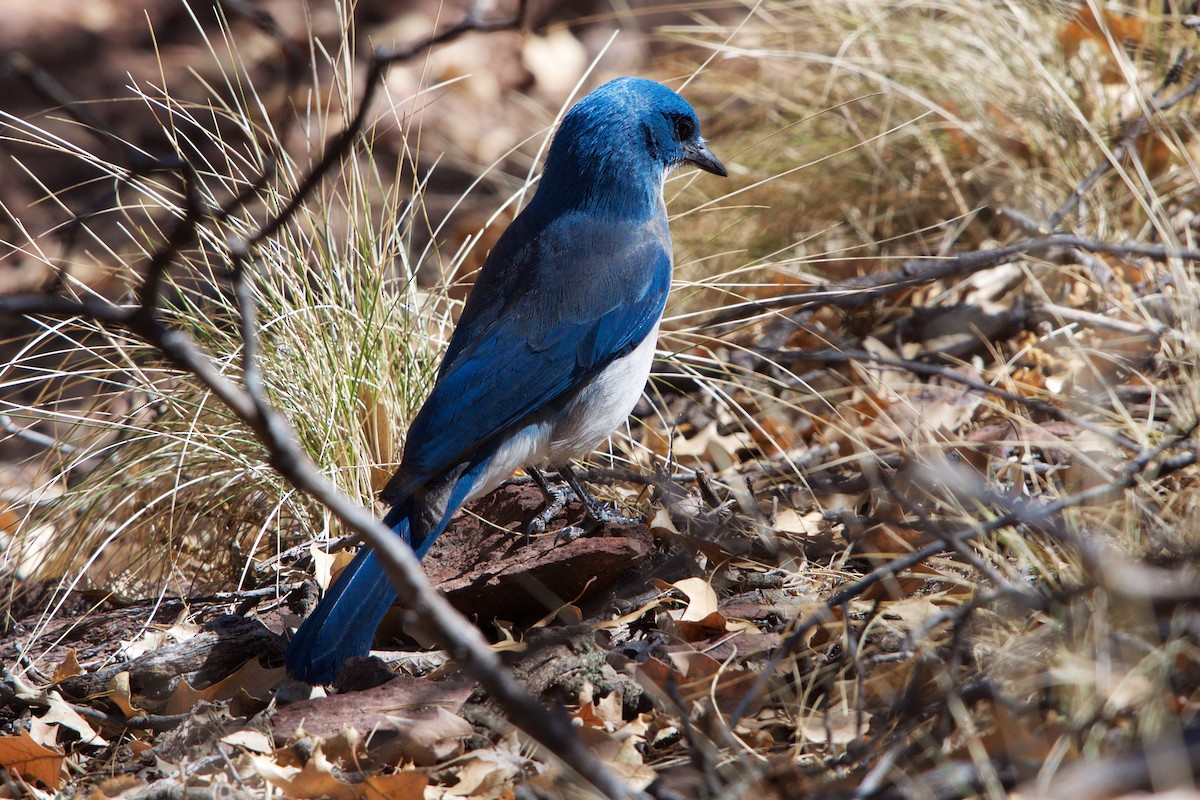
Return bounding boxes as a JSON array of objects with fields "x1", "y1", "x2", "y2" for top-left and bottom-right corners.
[{"x1": 683, "y1": 140, "x2": 727, "y2": 177}]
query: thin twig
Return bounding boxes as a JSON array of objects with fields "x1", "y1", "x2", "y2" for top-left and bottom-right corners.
[
  {"x1": 701, "y1": 234, "x2": 1200, "y2": 331},
  {"x1": 1047, "y1": 61, "x2": 1200, "y2": 231},
  {"x1": 72, "y1": 705, "x2": 195, "y2": 733},
  {"x1": 136, "y1": 163, "x2": 207, "y2": 319},
  {"x1": 0, "y1": 414, "x2": 77, "y2": 456},
  {"x1": 237, "y1": 0, "x2": 530, "y2": 252}
]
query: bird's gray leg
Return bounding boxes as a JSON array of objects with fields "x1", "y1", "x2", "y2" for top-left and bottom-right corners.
[
  {"x1": 559, "y1": 463, "x2": 643, "y2": 527},
  {"x1": 526, "y1": 466, "x2": 571, "y2": 535}
]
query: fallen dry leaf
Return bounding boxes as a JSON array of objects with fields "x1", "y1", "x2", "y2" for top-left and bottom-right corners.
[
  {"x1": 166, "y1": 658, "x2": 285, "y2": 715},
  {"x1": 39, "y1": 692, "x2": 108, "y2": 747},
  {"x1": 106, "y1": 672, "x2": 146, "y2": 717},
  {"x1": 0, "y1": 729, "x2": 65, "y2": 789},
  {"x1": 798, "y1": 703, "x2": 868, "y2": 745},
  {"x1": 653, "y1": 577, "x2": 728, "y2": 638},
  {"x1": 570, "y1": 682, "x2": 626, "y2": 731},
  {"x1": 252, "y1": 747, "x2": 356, "y2": 800},
  {"x1": 437, "y1": 749, "x2": 531, "y2": 799},
  {"x1": 774, "y1": 507, "x2": 824, "y2": 537},
  {"x1": 668, "y1": 577, "x2": 720, "y2": 623},
  {"x1": 577, "y1": 727, "x2": 656, "y2": 791},
  {"x1": 118, "y1": 613, "x2": 199, "y2": 660},
  {"x1": 359, "y1": 770, "x2": 428, "y2": 800},
  {"x1": 50, "y1": 649, "x2": 81, "y2": 683},
  {"x1": 636, "y1": 649, "x2": 749, "y2": 706},
  {"x1": 220, "y1": 728, "x2": 273, "y2": 754},
  {"x1": 359, "y1": 382, "x2": 398, "y2": 492},
  {"x1": 311, "y1": 542, "x2": 337, "y2": 591},
  {"x1": 27, "y1": 718, "x2": 57, "y2": 750}
]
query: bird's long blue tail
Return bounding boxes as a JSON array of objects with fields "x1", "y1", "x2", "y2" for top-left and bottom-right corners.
[
  {"x1": 284, "y1": 457, "x2": 494, "y2": 684},
  {"x1": 283, "y1": 529, "x2": 401, "y2": 685}
]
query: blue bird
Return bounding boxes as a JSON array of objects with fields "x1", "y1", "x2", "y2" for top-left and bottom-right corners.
[{"x1": 285, "y1": 77, "x2": 726, "y2": 684}]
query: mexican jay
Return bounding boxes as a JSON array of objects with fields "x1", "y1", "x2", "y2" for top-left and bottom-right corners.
[{"x1": 285, "y1": 77, "x2": 726, "y2": 684}]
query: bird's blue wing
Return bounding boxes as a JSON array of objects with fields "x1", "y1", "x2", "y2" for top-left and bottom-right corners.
[{"x1": 383, "y1": 211, "x2": 671, "y2": 499}]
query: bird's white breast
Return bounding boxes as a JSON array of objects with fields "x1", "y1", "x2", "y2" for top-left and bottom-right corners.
[
  {"x1": 547, "y1": 324, "x2": 659, "y2": 464},
  {"x1": 461, "y1": 327, "x2": 659, "y2": 504}
]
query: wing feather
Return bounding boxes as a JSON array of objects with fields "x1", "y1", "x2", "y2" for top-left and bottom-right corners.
[{"x1": 381, "y1": 211, "x2": 671, "y2": 501}]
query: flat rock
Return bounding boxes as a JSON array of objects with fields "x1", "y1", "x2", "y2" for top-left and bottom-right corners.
[{"x1": 423, "y1": 482, "x2": 653, "y2": 620}]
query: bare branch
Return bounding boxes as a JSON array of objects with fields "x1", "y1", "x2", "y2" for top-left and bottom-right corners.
[
  {"x1": 1047, "y1": 55, "x2": 1200, "y2": 231},
  {"x1": 136, "y1": 163, "x2": 208, "y2": 318},
  {"x1": 239, "y1": 0, "x2": 529, "y2": 251},
  {"x1": 0, "y1": 295, "x2": 135, "y2": 324},
  {"x1": 702, "y1": 234, "x2": 1200, "y2": 331}
]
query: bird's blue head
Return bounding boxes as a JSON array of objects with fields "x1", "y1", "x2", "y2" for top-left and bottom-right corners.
[{"x1": 535, "y1": 77, "x2": 726, "y2": 216}]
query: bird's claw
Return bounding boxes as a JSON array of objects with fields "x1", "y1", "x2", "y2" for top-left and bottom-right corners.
[
  {"x1": 553, "y1": 525, "x2": 587, "y2": 546},
  {"x1": 583, "y1": 500, "x2": 643, "y2": 527},
  {"x1": 526, "y1": 479, "x2": 571, "y2": 536},
  {"x1": 559, "y1": 464, "x2": 643, "y2": 527},
  {"x1": 523, "y1": 465, "x2": 643, "y2": 544}
]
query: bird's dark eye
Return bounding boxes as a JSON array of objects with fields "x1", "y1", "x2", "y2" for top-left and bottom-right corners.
[{"x1": 674, "y1": 116, "x2": 695, "y2": 141}]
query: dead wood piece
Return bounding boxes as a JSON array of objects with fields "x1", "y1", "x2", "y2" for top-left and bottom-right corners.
[
  {"x1": 58, "y1": 615, "x2": 283, "y2": 702},
  {"x1": 272, "y1": 673, "x2": 475, "y2": 766},
  {"x1": 74, "y1": 706, "x2": 194, "y2": 733},
  {"x1": 505, "y1": 626, "x2": 647, "y2": 719},
  {"x1": 892, "y1": 301, "x2": 1027, "y2": 362}
]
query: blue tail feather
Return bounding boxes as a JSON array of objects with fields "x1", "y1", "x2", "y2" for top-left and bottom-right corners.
[
  {"x1": 283, "y1": 509, "x2": 409, "y2": 684},
  {"x1": 284, "y1": 456, "x2": 496, "y2": 684}
]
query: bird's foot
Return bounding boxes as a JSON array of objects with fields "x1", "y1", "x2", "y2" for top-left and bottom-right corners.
[
  {"x1": 579, "y1": 495, "x2": 643, "y2": 527},
  {"x1": 523, "y1": 465, "x2": 644, "y2": 542},
  {"x1": 526, "y1": 480, "x2": 571, "y2": 536},
  {"x1": 559, "y1": 463, "x2": 644, "y2": 527},
  {"x1": 553, "y1": 525, "x2": 588, "y2": 546}
]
